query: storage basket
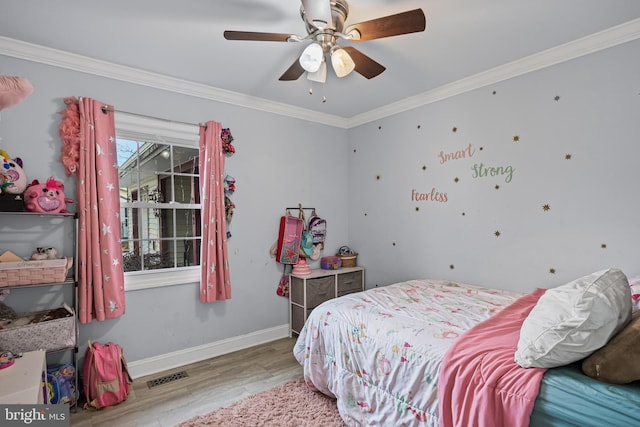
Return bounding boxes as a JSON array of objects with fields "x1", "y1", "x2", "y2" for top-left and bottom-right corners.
[
  {"x1": 0, "y1": 257, "x2": 73, "y2": 287},
  {"x1": 337, "y1": 253, "x2": 358, "y2": 268},
  {"x1": 0, "y1": 304, "x2": 76, "y2": 354},
  {"x1": 321, "y1": 256, "x2": 342, "y2": 270}
]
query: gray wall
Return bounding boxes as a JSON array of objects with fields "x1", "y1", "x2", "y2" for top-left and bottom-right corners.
[
  {"x1": 3, "y1": 37, "x2": 639, "y2": 368},
  {"x1": 0, "y1": 57, "x2": 349, "y2": 363},
  {"x1": 348, "y1": 39, "x2": 640, "y2": 293}
]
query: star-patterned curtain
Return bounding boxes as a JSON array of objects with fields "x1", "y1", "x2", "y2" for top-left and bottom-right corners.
[
  {"x1": 60, "y1": 97, "x2": 125, "y2": 323},
  {"x1": 199, "y1": 121, "x2": 231, "y2": 302}
]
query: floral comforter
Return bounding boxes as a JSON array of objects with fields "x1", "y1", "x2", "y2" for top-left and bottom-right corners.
[{"x1": 293, "y1": 279, "x2": 521, "y2": 426}]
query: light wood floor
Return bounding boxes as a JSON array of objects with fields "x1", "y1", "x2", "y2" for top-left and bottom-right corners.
[{"x1": 70, "y1": 337, "x2": 302, "y2": 427}]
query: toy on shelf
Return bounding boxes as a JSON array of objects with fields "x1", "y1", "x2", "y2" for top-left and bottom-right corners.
[
  {"x1": 0, "y1": 150, "x2": 27, "y2": 195},
  {"x1": 24, "y1": 177, "x2": 73, "y2": 214},
  {"x1": 30, "y1": 247, "x2": 59, "y2": 261}
]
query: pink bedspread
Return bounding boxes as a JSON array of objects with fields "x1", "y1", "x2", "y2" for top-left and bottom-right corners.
[{"x1": 438, "y1": 288, "x2": 547, "y2": 427}]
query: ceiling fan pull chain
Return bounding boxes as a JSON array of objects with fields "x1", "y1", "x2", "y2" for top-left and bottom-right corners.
[{"x1": 322, "y1": 83, "x2": 327, "y2": 103}]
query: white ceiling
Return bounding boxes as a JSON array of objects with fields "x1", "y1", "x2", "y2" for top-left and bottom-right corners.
[{"x1": 2, "y1": 0, "x2": 640, "y2": 119}]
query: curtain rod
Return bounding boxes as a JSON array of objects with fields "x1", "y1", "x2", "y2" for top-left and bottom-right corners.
[{"x1": 100, "y1": 106, "x2": 204, "y2": 128}]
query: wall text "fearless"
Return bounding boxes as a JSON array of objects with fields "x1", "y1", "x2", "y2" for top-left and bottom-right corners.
[{"x1": 411, "y1": 188, "x2": 448, "y2": 203}]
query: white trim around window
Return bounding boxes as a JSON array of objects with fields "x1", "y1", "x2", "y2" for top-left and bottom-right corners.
[
  {"x1": 125, "y1": 267, "x2": 201, "y2": 291},
  {"x1": 115, "y1": 112, "x2": 201, "y2": 292}
]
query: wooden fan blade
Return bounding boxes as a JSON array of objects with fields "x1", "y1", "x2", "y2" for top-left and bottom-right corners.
[
  {"x1": 341, "y1": 46, "x2": 386, "y2": 79},
  {"x1": 279, "y1": 58, "x2": 306, "y2": 81},
  {"x1": 224, "y1": 31, "x2": 295, "y2": 42},
  {"x1": 344, "y1": 9, "x2": 426, "y2": 41}
]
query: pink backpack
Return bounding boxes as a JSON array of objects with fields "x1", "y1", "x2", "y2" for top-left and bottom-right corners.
[{"x1": 82, "y1": 341, "x2": 132, "y2": 409}]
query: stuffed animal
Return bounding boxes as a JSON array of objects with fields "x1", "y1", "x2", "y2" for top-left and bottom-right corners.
[
  {"x1": 0, "y1": 150, "x2": 27, "y2": 195},
  {"x1": 30, "y1": 246, "x2": 59, "y2": 260},
  {"x1": 24, "y1": 177, "x2": 73, "y2": 213}
]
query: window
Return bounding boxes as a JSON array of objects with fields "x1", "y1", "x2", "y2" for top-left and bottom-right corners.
[{"x1": 115, "y1": 113, "x2": 201, "y2": 291}]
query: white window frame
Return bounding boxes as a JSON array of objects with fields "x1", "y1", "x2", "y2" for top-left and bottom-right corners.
[{"x1": 115, "y1": 112, "x2": 201, "y2": 291}]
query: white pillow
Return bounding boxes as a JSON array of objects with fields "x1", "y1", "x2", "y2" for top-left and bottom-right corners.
[{"x1": 515, "y1": 268, "x2": 632, "y2": 368}]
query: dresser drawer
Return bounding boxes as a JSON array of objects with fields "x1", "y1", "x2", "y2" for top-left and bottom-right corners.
[
  {"x1": 337, "y1": 270, "x2": 363, "y2": 296},
  {"x1": 289, "y1": 267, "x2": 365, "y2": 338},
  {"x1": 291, "y1": 304, "x2": 313, "y2": 335},
  {"x1": 290, "y1": 276, "x2": 305, "y2": 305},
  {"x1": 306, "y1": 276, "x2": 335, "y2": 308}
]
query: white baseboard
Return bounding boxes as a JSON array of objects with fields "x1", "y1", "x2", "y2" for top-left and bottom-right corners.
[{"x1": 126, "y1": 324, "x2": 291, "y2": 379}]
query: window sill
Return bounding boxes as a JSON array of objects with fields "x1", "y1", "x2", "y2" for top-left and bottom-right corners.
[{"x1": 124, "y1": 268, "x2": 200, "y2": 291}]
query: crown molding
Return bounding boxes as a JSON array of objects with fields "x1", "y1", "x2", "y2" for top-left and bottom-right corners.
[
  {"x1": 347, "y1": 18, "x2": 640, "y2": 128},
  {"x1": 2, "y1": 18, "x2": 639, "y2": 130},
  {"x1": 0, "y1": 36, "x2": 349, "y2": 129}
]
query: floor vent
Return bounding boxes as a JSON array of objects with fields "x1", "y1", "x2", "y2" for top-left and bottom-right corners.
[{"x1": 146, "y1": 371, "x2": 189, "y2": 389}]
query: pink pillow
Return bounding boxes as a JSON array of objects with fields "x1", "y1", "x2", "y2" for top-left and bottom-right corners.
[
  {"x1": 630, "y1": 276, "x2": 640, "y2": 312},
  {"x1": 0, "y1": 76, "x2": 33, "y2": 110}
]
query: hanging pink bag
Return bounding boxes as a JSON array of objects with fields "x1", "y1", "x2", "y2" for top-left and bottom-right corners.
[
  {"x1": 276, "y1": 212, "x2": 304, "y2": 264},
  {"x1": 276, "y1": 265, "x2": 291, "y2": 297}
]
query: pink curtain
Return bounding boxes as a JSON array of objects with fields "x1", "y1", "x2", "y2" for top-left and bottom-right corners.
[
  {"x1": 59, "y1": 97, "x2": 125, "y2": 323},
  {"x1": 199, "y1": 121, "x2": 231, "y2": 302}
]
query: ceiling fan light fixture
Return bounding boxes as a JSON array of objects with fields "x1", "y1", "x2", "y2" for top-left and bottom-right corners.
[
  {"x1": 307, "y1": 60, "x2": 327, "y2": 83},
  {"x1": 330, "y1": 47, "x2": 355, "y2": 78},
  {"x1": 299, "y1": 42, "x2": 324, "y2": 72}
]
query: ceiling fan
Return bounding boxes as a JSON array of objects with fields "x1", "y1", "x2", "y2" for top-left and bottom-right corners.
[{"x1": 223, "y1": 0, "x2": 426, "y2": 83}]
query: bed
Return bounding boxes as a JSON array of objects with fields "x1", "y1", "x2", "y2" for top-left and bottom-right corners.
[{"x1": 293, "y1": 274, "x2": 640, "y2": 426}]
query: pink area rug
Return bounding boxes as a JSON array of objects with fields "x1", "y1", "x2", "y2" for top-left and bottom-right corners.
[{"x1": 176, "y1": 377, "x2": 345, "y2": 426}]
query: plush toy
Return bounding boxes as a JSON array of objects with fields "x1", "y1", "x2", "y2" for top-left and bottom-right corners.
[
  {"x1": 24, "y1": 177, "x2": 73, "y2": 213},
  {"x1": 30, "y1": 246, "x2": 59, "y2": 260},
  {"x1": 0, "y1": 150, "x2": 27, "y2": 195}
]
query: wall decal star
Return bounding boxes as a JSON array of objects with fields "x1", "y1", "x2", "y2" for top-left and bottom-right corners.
[
  {"x1": 601, "y1": 243, "x2": 607, "y2": 249},
  {"x1": 415, "y1": 207, "x2": 420, "y2": 212},
  {"x1": 454, "y1": 177, "x2": 459, "y2": 183},
  {"x1": 495, "y1": 185, "x2": 500, "y2": 190},
  {"x1": 494, "y1": 230, "x2": 501, "y2": 237},
  {"x1": 565, "y1": 154, "x2": 572, "y2": 160},
  {"x1": 549, "y1": 268, "x2": 556, "y2": 274},
  {"x1": 422, "y1": 165, "x2": 427, "y2": 170},
  {"x1": 452, "y1": 127, "x2": 457, "y2": 132},
  {"x1": 554, "y1": 95, "x2": 561, "y2": 101},
  {"x1": 376, "y1": 175, "x2": 381, "y2": 180},
  {"x1": 450, "y1": 264, "x2": 455, "y2": 270},
  {"x1": 417, "y1": 124, "x2": 421, "y2": 129},
  {"x1": 513, "y1": 135, "x2": 520, "y2": 142},
  {"x1": 542, "y1": 204, "x2": 550, "y2": 211}
]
